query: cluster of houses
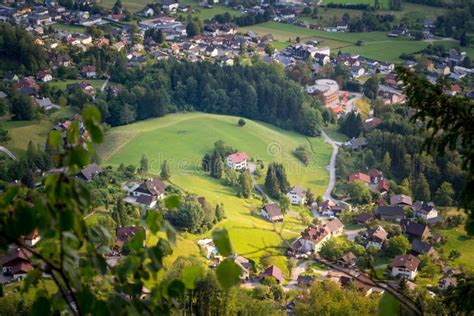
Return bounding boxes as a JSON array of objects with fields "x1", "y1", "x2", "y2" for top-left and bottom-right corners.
[{"x1": 348, "y1": 169, "x2": 390, "y2": 195}]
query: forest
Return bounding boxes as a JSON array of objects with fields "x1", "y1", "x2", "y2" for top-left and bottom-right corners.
[{"x1": 103, "y1": 59, "x2": 323, "y2": 136}]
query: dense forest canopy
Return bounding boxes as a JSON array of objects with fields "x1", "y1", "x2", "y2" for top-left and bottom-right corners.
[{"x1": 104, "y1": 60, "x2": 322, "y2": 136}]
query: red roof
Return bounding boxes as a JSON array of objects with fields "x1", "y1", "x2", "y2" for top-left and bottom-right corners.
[
  {"x1": 260, "y1": 265, "x2": 284, "y2": 283},
  {"x1": 348, "y1": 172, "x2": 370, "y2": 184},
  {"x1": 81, "y1": 65, "x2": 96, "y2": 73},
  {"x1": 378, "y1": 179, "x2": 390, "y2": 192},
  {"x1": 330, "y1": 105, "x2": 343, "y2": 113},
  {"x1": 227, "y1": 152, "x2": 248, "y2": 164}
]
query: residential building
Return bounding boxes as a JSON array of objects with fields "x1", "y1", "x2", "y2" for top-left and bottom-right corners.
[
  {"x1": 261, "y1": 204, "x2": 284, "y2": 222},
  {"x1": 348, "y1": 172, "x2": 371, "y2": 184},
  {"x1": 346, "y1": 137, "x2": 367, "y2": 151},
  {"x1": 260, "y1": 265, "x2": 284, "y2": 284},
  {"x1": 357, "y1": 213, "x2": 375, "y2": 225},
  {"x1": 410, "y1": 239, "x2": 437, "y2": 258},
  {"x1": 35, "y1": 97, "x2": 60, "y2": 111},
  {"x1": 390, "y1": 194, "x2": 413, "y2": 206},
  {"x1": 390, "y1": 254, "x2": 420, "y2": 280},
  {"x1": 1, "y1": 247, "x2": 33, "y2": 281},
  {"x1": 375, "y1": 206, "x2": 404, "y2": 222},
  {"x1": 366, "y1": 226, "x2": 388, "y2": 249},
  {"x1": 81, "y1": 65, "x2": 97, "y2": 78},
  {"x1": 363, "y1": 117, "x2": 382, "y2": 130},
  {"x1": 325, "y1": 218, "x2": 344, "y2": 237},
  {"x1": 438, "y1": 275, "x2": 457, "y2": 291},
  {"x1": 36, "y1": 70, "x2": 53, "y2": 82},
  {"x1": 76, "y1": 163, "x2": 102, "y2": 181},
  {"x1": 401, "y1": 220, "x2": 430, "y2": 241},
  {"x1": 232, "y1": 255, "x2": 251, "y2": 280},
  {"x1": 340, "y1": 274, "x2": 379, "y2": 296},
  {"x1": 337, "y1": 252, "x2": 357, "y2": 268},
  {"x1": 287, "y1": 185, "x2": 306, "y2": 205},
  {"x1": 369, "y1": 169, "x2": 383, "y2": 184},
  {"x1": 412, "y1": 201, "x2": 438, "y2": 220},
  {"x1": 226, "y1": 152, "x2": 248, "y2": 170},
  {"x1": 130, "y1": 178, "x2": 166, "y2": 208},
  {"x1": 24, "y1": 229, "x2": 41, "y2": 247},
  {"x1": 115, "y1": 226, "x2": 146, "y2": 253}
]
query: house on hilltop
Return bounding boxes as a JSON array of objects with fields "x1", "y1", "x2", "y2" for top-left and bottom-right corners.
[{"x1": 226, "y1": 152, "x2": 248, "y2": 170}]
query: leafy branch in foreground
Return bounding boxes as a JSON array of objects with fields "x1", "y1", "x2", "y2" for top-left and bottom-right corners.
[
  {"x1": 397, "y1": 67, "x2": 474, "y2": 235},
  {"x1": 0, "y1": 106, "x2": 241, "y2": 315}
]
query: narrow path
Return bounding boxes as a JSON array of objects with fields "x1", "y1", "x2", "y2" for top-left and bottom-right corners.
[
  {"x1": 100, "y1": 77, "x2": 110, "y2": 92},
  {"x1": 320, "y1": 131, "x2": 341, "y2": 203},
  {"x1": 0, "y1": 146, "x2": 17, "y2": 160}
]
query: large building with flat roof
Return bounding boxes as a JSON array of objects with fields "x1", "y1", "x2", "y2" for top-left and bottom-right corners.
[{"x1": 306, "y1": 79, "x2": 339, "y2": 105}]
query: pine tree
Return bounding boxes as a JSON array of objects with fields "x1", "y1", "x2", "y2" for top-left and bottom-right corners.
[
  {"x1": 202, "y1": 153, "x2": 211, "y2": 172},
  {"x1": 274, "y1": 163, "x2": 290, "y2": 193},
  {"x1": 415, "y1": 173, "x2": 431, "y2": 201},
  {"x1": 264, "y1": 165, "x2": 280, "y2": 197},
  {"x1": 238, "y1": 171, "x2": 252, "y2": 198},
  {"x1": 399, "y1": 178, "x2": 411, "y2": 196},
  {"x1": 383, "y1": 152, "x2": 392, "y2": 172},
  {"x1": 214, "y1": 158, "x2": 224, "y2": 179},
  {"x1": 140, "y1": 154, "x2": 149, "y2": 174},
  {"x1": 215, "y1": 203, "x2": 225, "y2": 221},
  {"x1": 160, "y1": 160, "x2": 171, "y2": 180},
  {"x1": 435, "y1": 182, "x2": 454, "y2": 206}
]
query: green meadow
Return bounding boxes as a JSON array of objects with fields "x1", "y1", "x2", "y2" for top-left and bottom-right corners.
[{"x1": 97, "y1": 112, "x2": 332, "y2": 268}]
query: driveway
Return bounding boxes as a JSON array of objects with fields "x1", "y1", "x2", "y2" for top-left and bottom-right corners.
[{"x1": 321, "y1": 131, "x2": 341, "y2": 204}]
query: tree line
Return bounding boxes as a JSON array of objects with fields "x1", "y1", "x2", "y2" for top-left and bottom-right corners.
[{"x1": 104, "y1": 59, "x2": 322, "y2": 136}]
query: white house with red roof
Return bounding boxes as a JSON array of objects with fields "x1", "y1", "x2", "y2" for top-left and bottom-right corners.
[{"x1": 226, "y1": 152, "x2": 248, "y2": 170}]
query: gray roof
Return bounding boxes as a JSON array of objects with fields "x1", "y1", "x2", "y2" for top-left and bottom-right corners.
[{"x1": 263, "y1": 204, "x2": 282, "y2": 218}]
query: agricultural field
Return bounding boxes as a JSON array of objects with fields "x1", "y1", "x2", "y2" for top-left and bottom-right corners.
[
  {"x1": 179, "y1": 0, "x2": 243, "y2": 20},
  {"x1": 319, "y1": 0, "x2": 390, "y2": 8},
  {"x1": 99, "y1": 0, "x2": 149, "y2": 12},
  {"x1": 434, "y1": 226, "x2": 474, "y2": 271},
  {"x1": 97, "y1": 112, "x2": 332, "y2": 268}
]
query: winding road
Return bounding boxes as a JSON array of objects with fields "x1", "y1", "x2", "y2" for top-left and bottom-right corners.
[{"x1": 0, "y1": 146, "x2": 17, "y2": 160}]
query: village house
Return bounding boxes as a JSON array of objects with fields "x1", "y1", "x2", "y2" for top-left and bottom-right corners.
[
  {"x1": 231, "y1": 255, "x2": 251, "y2": 281},
  {"x1": 412, "y1": 201, "x2": 438, "y2": 220},
  {"x1": 369, "y1": 169, "x2": 383, "y2": 184},
  {"x1": 390, "y1": 194, "x2": 413, "y2": 206},
  {"x1": 390, "y1": 254, "x2": 420, "y2": 280},
  {"x1": 126, "y1": 178, "x2": 167, "y2": 209},
  {"x1": 260, "y1": 265, "x2": 284, "y2": 284},
  {"x1": 35, "y1": 97, "x2": 60, "y2": 111},
  {"x1": 290, "y1": 218, "x2": 344, "y2": 255},
  {"x1": 261, "y1": 203, "x2": 284, "y2": 222},
  {"x1": 401, "y1": 220, "x2": 430, "y2": 241},
  {"x1": 162, "y1": 0, "x2": 179, "y2": 12},
  {"x1": 348, "y1": 172, "x2": 371, "y2": 185},
  {"x1": 197, "y1": 239, "x2": 221, "y2": 266},
  {"x1": 366, "y1": 226, "x2": 388, "y2": 249},
  {"x1": 226, "y1": 152, "x2": 248, "y2": 170},
  {"x1": 114, "y1": 226, "x2": 146, "y2": 253},
  {"x1": 286, "y1": 185, "x2": 306, "y2": 205},
  {"x1": 1, "y1": 247, "x2": 33, "y2": 281},
  {"x1": 297, "y1": 275, "x2": 314, "y2": 287},
  {"x1": 375, "y1": 206, "x2": 405, "y2": 222},
  {"x1": 410, "y1": 239, "x2": 437, "y2": 258},
  {"x1": 337, "y1": 251, "x2": 357, "y2": 268},
  {"x1": 357, "y1": 213, "x2": 375, "y2": 225},
  {"x1": 24, "y1": 229, "x2": 41, "y2": 247},
  {"x1": 67, "y1": 81, "x2": 96, "y2": 96},
  {"x1": 340, "y1": 274, "x2": 379, "y2": 296},
  {"x1": 346, "y1": 137, "x2": 367, "y2": 151},
  {"x1": 36, "y1": 69, "x2": 53, "y2": 82},
  {"x1": 76, "y1": 163, "x2": 102, "y2": 181},
  {"x1": 438, "y1": 276, "x2": 457, "y2": 291},
  {"x1": 319, "y1": 200, "x2": 343, "y2": 217},
  {"x1": 363, "y1": 117, "x2": 382, "y2": 130},
  {"x1": 81, "y1": 65, "x2": 97, "y2": 78},
  {"x1": 18, "y1": 76, "x2": 40, "y2": 93}
]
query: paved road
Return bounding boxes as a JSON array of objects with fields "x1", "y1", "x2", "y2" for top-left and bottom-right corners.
[
  {"x1": 0, "y1": 146, "x2": 17, "y2": 160},
  {"x1": 100, "y1": 77, "x2": 110, "y2": 92},
  {"x1": 321, "y1": 131, "x2": 341, "y2": 204}
]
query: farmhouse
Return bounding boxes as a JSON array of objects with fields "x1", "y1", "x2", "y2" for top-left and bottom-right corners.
[
  {"x1": 346, "y1": 137, "x2": 367, "y2": 151},
  {"x1": 411, "y1": 239, "x2": 437, "y2": 258},
  {"x1": 287, "y1": 185, "x2": 306, "y2": 205},
  {"x1": 368, "y1": 169, "x2": 383, "y2": 184},
  {"x1": 226, "y1": 152, "x2": 248, "y2": 170},
  {"x1": 337, "y1": 252, "x2": 357, "y2": 268},
  {"x1": 125, "y1": 178, "x2": 166, "y2": 208},
  {"x1": 81, "y1": 65, "x2": 97, "y2": 78},
  {"x1": 35, "y1": 97, "x2": 60, "y2": 111},
  {"x1": 340, "y1": 274, "x2": 379, "y2": 296},
  {"x1": 261, "y1": 204, "x2": 284, "y2": 222},
  {"x1": 326, "y1": 218, "x2": 344, "y2": 237},
  {"x1": 357, "y1": 213, "x2": 374, "y2": 225},
  {"x1": 231, "y1": 255, "x2": 251, "y2": 280},
  {"x1": 390, "y1": 254, "x2": 420, "y2": 280},
  {"x1": 36, "y1": 70, "x2": 53, "y2": 82},
  {"x1": 319, "y1": 200, "x2": 343, "y2": 217}
]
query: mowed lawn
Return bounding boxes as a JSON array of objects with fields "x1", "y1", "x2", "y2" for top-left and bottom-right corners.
[
  {"x1": 97, "y1": 112, "x2": 332, "y2": 266},
  {"x1": 1, "y1": 120, "x2": 52, "y2": 155},
  {"x1": 48, "y1": 79, "x2": 106, "y2": 91},
  {"x1": 434, "y1": 226, "x2": 474, "y2": 270},
  {"x1": 378, "y1": 292, "x2": 401, "y2": 316},
  {"x1": 320, "y1": 0, "x2": 390, "y2": 8},
  {"x1": 179, "y1": 0, "x2": 243, "y2": 20},
  {"x1": 99, "y1": 0, "x2": 149, "y2": 12}
]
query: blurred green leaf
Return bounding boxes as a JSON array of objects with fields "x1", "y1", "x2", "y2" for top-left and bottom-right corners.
[
  {"x1": 82, "y1": 106, "x2": 104, "y2": 143},
  {"x1": 164, "y1": 194, "x2": 181, "y2": 209},
  {"x1": 31, "y1": 296, "x2": 51, "y2": 316},
  {"x1": 128, "y1": 229, "x2": 145, "y2": 252},
  {"x1": 146, "y1": 211, "x2": 161, "y2": 234},
  {"x1": 212, "y1": 228, "x2": 233, "y2": 257},
  {"x1": 215, "y1": 259, "x2": 241, "y2": 290},
  {"x1": 48, "y1": 130, "x2": 62, "y2": 150},
  {"x1": 23, "y1": 269, "x2": 42, "y2": 293},
  {"x1": 167, "y1": 280, "x2": 185, "y2": 298},
  {"x1": 182, "y1": 265, "x2": 204, "y2": 289},
  {"x1": 66, "y1": 146, "x2": 90, "y2": 168},
  {"x1": 66, "y1": 121, "x2": 80, "y2": 144}
]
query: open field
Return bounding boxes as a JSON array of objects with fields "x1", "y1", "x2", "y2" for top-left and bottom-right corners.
[
  {"x1": 320, "y1": 0, "x2": 390, "y2": 8},
  {"x1": 179, "y1": 0, "x2": 243, "y2": 20},
  {"x1": 97, "y1": 112, "x2": 332, "y2": 266},
  {"x1": 434, "y1": 226, "x2": 474, "y2": 271},
  {"x1": 48, "y1": 79, "x2": 106, "y2": 91},
  {"x1": 239, "y1": 21, "x2": 470, "y2": 62},
  {"x1": 51, "y1": 23, "x2": 86, "y2": 33},
  {"x1": 99, "y1": 0, "x2": 149, "y2": 12}
]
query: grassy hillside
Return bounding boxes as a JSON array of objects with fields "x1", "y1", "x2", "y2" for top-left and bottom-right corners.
[{"x1": 97, "y1": 112, "x2": 332, "y2": 267}]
